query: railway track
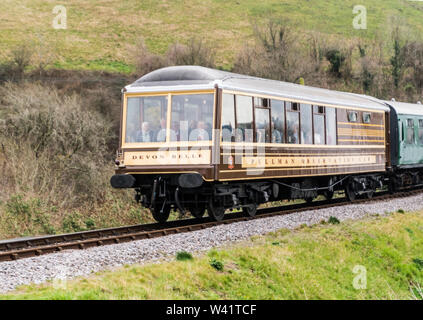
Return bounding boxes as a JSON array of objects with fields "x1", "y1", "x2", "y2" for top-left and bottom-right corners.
[{"x1": 0, "y1": 188, "x2": 421, "y2": 262}]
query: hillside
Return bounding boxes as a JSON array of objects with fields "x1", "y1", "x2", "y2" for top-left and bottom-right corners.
[{"x1": 1, "y1": 0, "x2": 423, "y2": 72}]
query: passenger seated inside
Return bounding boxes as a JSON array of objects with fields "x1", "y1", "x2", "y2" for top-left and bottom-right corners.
[
  {"x1": 271, "y1": 122, "x2": 282, "y2": 143},
  {"x1": 222, "y1": 123, "x2": 234, "y2": 142},
  {"x1": 170, "y1": 121, "x2": 180, "y2": 141},
  {"x1": 188, "y1": 120, "x2": 198, "y2": 137},
  {"x1": 287, "y1": 125, "x2": 298, "y2": 143},
  {"x1": 136, "y1": 121, "x2": 155, "y2": 142},
  {"x1": 156, "y1": 118, "x2": 167, "y2": 142},
  {"x1": 190, "y1": 121, "x2": 210, "y2": 141}
]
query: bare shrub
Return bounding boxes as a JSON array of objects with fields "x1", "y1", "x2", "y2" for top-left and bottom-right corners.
[
  {"x1": 402, "y1": 41, "x2": 423, "y2": 94},
  {"x1": 11, "y1": 44, "x2": 33, "y2": 75},
  {"x1": 0, "y1": 44, "x2": 34, "y2": 81},
  {"x1": 32, "y1": 37, "x2": 56, "y2": 76},
  {"x1": 233, "y1": 20, "x2": 316, "y2": 84},
  {"x1": 167, "y1": 38, "x2": 215, "y2": 67},
  {"x1": 0, "y1": 82, "x2": 115, "y2": 206},
  {"x1": 134, "y1": 39, "x2": 166, "y2": 76},
  {"x1": 135, "y1": 37, "x2": 216, "y2": 77}
]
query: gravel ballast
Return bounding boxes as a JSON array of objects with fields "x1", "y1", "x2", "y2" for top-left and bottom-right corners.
[{"x1": 1, "y1": 194, "x2": 423, "y2": 293}]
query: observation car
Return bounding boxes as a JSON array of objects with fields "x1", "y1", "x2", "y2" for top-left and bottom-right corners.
[{"x1": 111, "y1": 66, "x2": 400, "y2": 222}]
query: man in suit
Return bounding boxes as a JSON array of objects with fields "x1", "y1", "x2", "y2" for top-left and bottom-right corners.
[{"x1": 136, "y1": 121, "x2": 154, "y2": 142}]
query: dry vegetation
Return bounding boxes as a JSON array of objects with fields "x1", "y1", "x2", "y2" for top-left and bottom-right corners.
[
  {"x1": 231, "y1": 19, "x2": 423, "y2": 102},
  {"x1": 0, "y1": 81, "x2": 158, "y2": 237}
]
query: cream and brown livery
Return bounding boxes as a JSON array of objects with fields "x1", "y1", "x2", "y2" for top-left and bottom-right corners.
[{"x1": 111, "y1": 66, "x2": 394, "y2": 222}]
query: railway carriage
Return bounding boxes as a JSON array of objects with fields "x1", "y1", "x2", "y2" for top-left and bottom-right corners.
[
  {"x1": 385, "y1": 100, "x2": 423, "y2": 189},
  {"x1": 111, "y1": 66, "x2": 393, "y2": 222}
]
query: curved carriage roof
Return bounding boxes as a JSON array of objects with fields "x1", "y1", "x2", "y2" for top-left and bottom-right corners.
[
  {"x1": 127, "y1": 66, "x2": 389, "y2": 111},
  {"x1": 384, "y1": 100, "x2": 423, "y2": 116}
]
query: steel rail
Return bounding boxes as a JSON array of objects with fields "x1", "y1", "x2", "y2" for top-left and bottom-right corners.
[{"x1": 0, "y1": 188, "x2": 421, "y2": 262}]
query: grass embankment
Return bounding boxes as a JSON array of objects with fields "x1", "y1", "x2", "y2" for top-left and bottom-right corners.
[
  {"x1": 1, "y1": 0, "x2": 423, "y2": 71},
  {"x1": 3, "y1": 210, "x2": 423, "y2": 300}
]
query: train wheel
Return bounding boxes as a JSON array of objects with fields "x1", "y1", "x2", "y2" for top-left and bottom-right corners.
[
  {"x1": 151, "y1": 202, "x2": 171, "y2": 223},
  {"x1": 189, "y1": 206, "x2": 206, "y2": 219},
  {"x1": 207, "y1": 199, "x2": 225, "y2": 221},
  {"x1": 365, "y1": 190, "x2": 374, "y2": 199},
  {"x1": 345, "y1": 183, "x2": 356, "y2": 201},
  {"x1": 323, "y1": 190, "x2": 334, "y2": 200},
  {"x1": 305, "y1": 197, "x2": 314, "y2": 204},
  {"x1": 388, "y1": 178, "x2": 398, "y2": 194},
  {"x1": 243, "y1": 204, "x2": 257, "y2": 217}
]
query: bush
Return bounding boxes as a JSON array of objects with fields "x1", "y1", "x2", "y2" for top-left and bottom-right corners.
[
  {"x1": 3, "y1": 195, "x2": 55, "y2": 236},
  {"x1": 412, "y1": 258, "x2": 423, "y2": 270},
  {"x1": 0, "y1": 82, "x2": 115, "y2": 206},
  {"x1": 167, "y1": 38, "x2": 215, "y2": 68},
  {"x1": 209, "y1": 258, "x2": 224, "y2": 271},
  {"x1": 325, "y1": 49, "x2": 346, "y2": 77},
  {"x1": 134, "y1": 37, "x2": 216, "y2": 77},
  {"x1": 62, "y1": 211, "x2": 86, "y2": 233},
  {"x1": 134, "y1": 39, "x2": 167, "y2": 76},
  {"x1": 328, "y1": 216, "x2": 340, "y2": 224},
  {"x1": 176, "y1": 251, "x2": 193, "y2": 261}
]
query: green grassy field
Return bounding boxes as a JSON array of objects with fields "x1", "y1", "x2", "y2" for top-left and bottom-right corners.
[
  {"x1": 1, "y1": 0, "x2": 423, "y2": 72},
  {"x1": 3, "y1": 210, "x2": 423, "y2": 300}
]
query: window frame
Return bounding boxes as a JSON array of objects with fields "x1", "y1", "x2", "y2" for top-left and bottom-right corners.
[
  {"x1": 234, "y1": 94, "x2": 254, "y2": 143},
  {"x1": 300, "y1": 103, "x2": 313, "y2": 145},
  {"x1": 406, "y1": 118, "x2": 415, "y2": 145},
  {"x1": 418, "y1": 119, "x2": 423, "y2": 145},
  {"x1": 286, "y1": 101, "x2": 300, "y2": 144},
  {"x1": 348, "y1": 111, "x2": 358, "y2": 122},
  {"x1": 122, "y1": 90, "x2": 216, "y2": 148},
  {"x1": 325, "y1": 106, "x2": 337, "y2": 145},
  {"x1": 254, "y1": 106, "x2": 271, "y2": 143},
  {"x1": 313, "y1": 105, "x2": 326, "y2": 145},
  {"x1": 362, "y1": 112, "x2": 371, "y2": 123},
  {"x1": 270, "y1": 99, "x2": 286, "y2": 144},
  {"x1": 221, "y1": 93, "x2": 236, "y2": 142}
]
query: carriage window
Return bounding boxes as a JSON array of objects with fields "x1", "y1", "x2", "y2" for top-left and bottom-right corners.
[
  {"x1": 313, "y1": 105, "x2": 325, "y2": 114},
  {"x1": 406, "y1": 119, "x2": 415, "y2": 144},
  {"x1": 170, "y1": 94, "x2": 213, "y2": 141},
  {"x1": 348, "y1": 111, "x2": 358, "y2": 122},
  {"x1": 254, "y1": 97, "x2": 269, "y2": 107},
  {"x1": 290, "y1": 102, "x2": 299, "y2": 111},
  {"x1": 300, "y1": 104, "x2": 313, "y2": 144},
  {"x1": 363, "y1": 112, "x2": 371, "y2": 123},
  {"x1": 314, "y1": 114, "x2": 325, "y2": 145},
  {"x1": 326, "y1": 107, "x2": 337, "y2": 145},
  {"x1": 235, "y1": 95, "x2": 253, "y2": 142},
  {"x1": 125, "y1": 95, "x2": 168, "y2": 143},
  {"x1": 255, "y1": 108, "x2": 270, "y2": 143},
  {"x1": 400, "y1": 121, "x2": 404, "y2": 141},
  {"x1": 221, "y1": 94, "x2": 235, "y2": 142},
  {"x1": 419, "y1": 119, "x2": 423, "y2": 144},
  {"x1": 286, "y1": 102, "x2": 299, "y2": 144},
  {"x1": 271, "y1": 100, "x2": 285, "y2": 143}
]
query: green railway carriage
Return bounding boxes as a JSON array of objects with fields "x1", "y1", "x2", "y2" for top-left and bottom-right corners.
[
  {"x1": 386, "y1": 100, "x2": 423, "y2": 168},
  {"x1": 385, "y1": 100, "x2": 423, "y2": 189}
]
